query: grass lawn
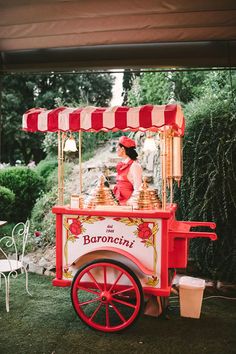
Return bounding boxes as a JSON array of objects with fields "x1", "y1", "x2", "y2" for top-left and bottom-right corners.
[{"x1": 0, "y1": 273, "x2": 235, "y2": 354}]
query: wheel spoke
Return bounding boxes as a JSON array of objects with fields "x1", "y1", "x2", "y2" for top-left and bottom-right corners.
[
  {"x1": 112, "y1": 286, "x2": 135, "y2": 296},
  {"x1": 111, "y1": 297, "x2": 136, "y2": 309},
  {"x1": 108, "y1": 271, "x2": 123, "y2": 292},
  {"x1": 105, "y1": 303, "x2": 110, "y2": 327},
  {"x1": 79, "y1": 296, "x2": 100, "y2": 306},
  {"x1": 87, "y1": 270, "x2": 102, "y2": 291},
  {"x1": 89, "y1": 302, "x2": 103, "y2": 322},
  {"x1": 110, "y1": 302, "x2": 126, "y2": 323},
  {"x1": 103, "y1": 265, "x2": 107, "y2": 291},
  {"x1": 77, "y1": 285, "x2": 100, "y2": 295}
]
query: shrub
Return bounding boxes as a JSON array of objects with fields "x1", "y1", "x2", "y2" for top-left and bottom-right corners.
[
  {"x1": 42, "y1": 133, "x2": 58, "y2": 156},
  {"x1": 174, "y1": 95, "x2": 236, "y2": 282},
  {"x1": 35, "y1": 159, "x2": 58, "y2": 180},
  {"x1": 30, "y1": 187, "x2": 58, "y2": 246},
  {"x1": 0, "y1": 167, "x2": 45, "y2": 222},
  {"x1": 0, "y1": 186, "x2": 15, "y2": 221},
  {"x1": 0, "y1": 222, "x2": 15, "y2": 238},
  {"x1": 46, "y1": 161, "x2": 74, "y2": 190}
]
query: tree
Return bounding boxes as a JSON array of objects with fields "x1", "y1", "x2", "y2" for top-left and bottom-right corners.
[
  {"x1": 35, "y1": 72, "x2": 114, "y2": 107},
  {"x1": 122, "y1": 69, "x2": 140, "y2": 105},
  {"x1": 126, "y1": 70, "x2": 205, "y2": 106},
  {"x1": 1, "y1": 72, "x2": 114, "y2": 164},
  {"x1": 170, "y1": 71, "x2": 206, "y2": 103},
  {"x1": 127, "y1": 71, "x2": 172, "y2": 106},
  {"x1": 1, "y1": 74, "x2": 45, "y2": 164}
]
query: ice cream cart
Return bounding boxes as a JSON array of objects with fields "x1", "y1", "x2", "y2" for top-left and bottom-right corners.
[{"x1": 23, "y1": 104, "x2": 217, "y2": 332}]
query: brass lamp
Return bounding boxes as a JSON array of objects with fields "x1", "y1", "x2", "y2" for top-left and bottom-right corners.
[
  {"x1": 143, "y1": 132, "x2": 156, "y2": 152},
  {"x1": 64, "y1": 135, "x2": 77, "y2": 152}
]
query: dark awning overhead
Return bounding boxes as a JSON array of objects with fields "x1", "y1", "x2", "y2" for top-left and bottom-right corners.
[
  {"x1": 1, "y1": 0, "x2": 236, "y2": 72},
  {"x1": 2, "y1": 42, "x2": 236, "y2": 72}
]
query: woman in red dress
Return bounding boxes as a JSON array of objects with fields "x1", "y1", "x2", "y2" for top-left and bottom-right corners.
[{"x1": 113, "y1": 136, "x2": 142, "y2": 205}]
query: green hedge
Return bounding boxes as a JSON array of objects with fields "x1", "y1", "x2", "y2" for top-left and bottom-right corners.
[
  {"x1": 35, "y1": 159, "x2": 58, "y2": 180},
  {"x1": 30, "y1": 187, "x2": 58, "y2": 246},
  {"x1": 0, "y1": 186, "x2": 15, "y2": 221},
  {"x1": 175, "y1": 95, "x2": 236, "y2": 282},
  {"x1": 0, "y1": 167, "x2": 45, "y2": 222}
]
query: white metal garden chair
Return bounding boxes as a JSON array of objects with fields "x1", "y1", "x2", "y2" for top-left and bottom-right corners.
[{"x1": 0, "y1": 220, "x2": 32, "y2": 312}]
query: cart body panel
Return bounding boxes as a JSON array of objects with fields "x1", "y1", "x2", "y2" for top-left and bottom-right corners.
[
  {"x1": 52, "y1": 206, "x2": 175, "y2": 295},
  {"x1": 52, "y1": 204, "x2": 216, "y2": 296}
]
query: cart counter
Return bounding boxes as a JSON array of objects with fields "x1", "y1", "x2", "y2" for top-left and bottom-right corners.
[{"x1": 52, "y1": 204, "x2": 216, "y2": 297}]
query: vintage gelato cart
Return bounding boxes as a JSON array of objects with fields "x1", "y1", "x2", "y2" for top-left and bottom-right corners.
[{"x1": 23, "y1": 104, "x2": 217, "y2": 332}]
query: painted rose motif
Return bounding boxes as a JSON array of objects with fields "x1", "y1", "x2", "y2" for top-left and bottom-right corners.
[
  {"x1": 137, "y1": 222, "x2": 152, "y2": 239},
  {"x1": 63, "y1": 267, "x2": 73, "y2": 279},
  {"x1": 69, "y1": 219, "x2": 82, "y2": 236}
]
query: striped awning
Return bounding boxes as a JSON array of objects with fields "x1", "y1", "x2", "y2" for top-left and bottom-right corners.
[{"x1": 22, "y1": 104, "x2": 185, "y2": 136}]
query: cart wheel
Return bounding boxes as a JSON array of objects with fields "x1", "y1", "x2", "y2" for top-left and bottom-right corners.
[{"x1": 71, "y1": 258, "x2": 144, "y2": 332}]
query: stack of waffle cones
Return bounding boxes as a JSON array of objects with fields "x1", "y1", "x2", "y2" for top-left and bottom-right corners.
[
  {"x1": 86, "y1": 175, "x2": 118, "y2": 209},
  {"x1": 129, "y1": 177, "x2": 162, "y2": 210}
]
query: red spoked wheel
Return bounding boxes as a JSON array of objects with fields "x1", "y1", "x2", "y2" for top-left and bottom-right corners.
[{"x1": 71, "y1": 259, "x2": 144, "y2": 332}]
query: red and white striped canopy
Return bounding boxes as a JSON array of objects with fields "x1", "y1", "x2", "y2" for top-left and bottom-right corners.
[{"x1": 22, "y1": 104, "x2": 185, "y2": 136}]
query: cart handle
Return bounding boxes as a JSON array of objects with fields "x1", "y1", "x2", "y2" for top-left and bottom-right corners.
[
  {"x1": 168, "y1": 230, "x2": 217, "y2": 252},
  {"x1": 169, "y1": 219, "x2": 216, "y2": 232},
  {"x1": 168, "y1": 219, "x2": 217, "y2": 252},
  {"x1": 168, "y1": 230, "x2": 217, "y2": 241},
  {"x1": 180, "y1": 221, "x2": 216, "y2": 230}
]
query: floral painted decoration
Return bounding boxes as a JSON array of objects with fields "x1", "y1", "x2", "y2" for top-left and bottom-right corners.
[
  {"x1": 69, "y1": 219, "x2": 82, "y2": 237},
  {"x1": 137, "y1": 222, "x2": 152, "y2": 240},
  {"x1": 63, "y1": 266, "x2": 73, "y2": 279}
]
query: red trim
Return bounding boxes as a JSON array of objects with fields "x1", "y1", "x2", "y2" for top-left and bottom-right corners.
[
  {"x1": 164, "y1": 104, "x2": 177, "y2": 126},
  {"x1": 52, "y1": 278, "x2": 72, "y2": 287},
  {"x1": 52, "y1": 205, "x2": 173, "y2": 219},
  {"x1": 115, "y1": 107, "x2": 129, "y2": 130},
  {"x1": 139, "y1": 105, "x2": 152, "y2": 129},
  {"x1": 69, "y1": 108, "x2": 82, "y2": 130},
  {"x1": 48, "y1": 107, "x2": 65, "y2": 131},
  {"x1": 91, "y1": 108, "x2": 106, "y2": 130},
  {"x1": 55, "y1": 213, "x2": 63, "y2": 280},
  {"x1": 27, "y1": 110, "x2": 40, "y2": 131},
  {"x1": 160, "y1": 219, "x2": 169, "y2": 291}
]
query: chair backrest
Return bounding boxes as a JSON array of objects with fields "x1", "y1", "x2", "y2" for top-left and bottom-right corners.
[{"x1": 0, "y1": 220, "x2": 30, "y2": 266}]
